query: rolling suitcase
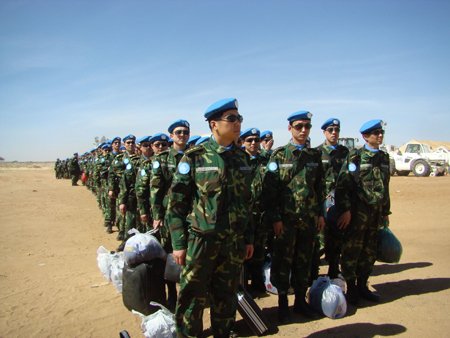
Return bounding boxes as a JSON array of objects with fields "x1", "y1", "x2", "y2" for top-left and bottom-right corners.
[
  {"x1": 237, "y1": 284, "x2": 277, "y2": 336},
  {"x1": 122, "y1": 258, "x2": 166, "y2": 315}
]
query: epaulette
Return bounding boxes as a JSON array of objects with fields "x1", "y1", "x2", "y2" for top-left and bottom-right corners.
[
  {"x1": 271, "y1": 145, "x2": 286, "y2": 156},
  {"x1": 184, "y1": 144, "x2": 206, "y2": 156}
]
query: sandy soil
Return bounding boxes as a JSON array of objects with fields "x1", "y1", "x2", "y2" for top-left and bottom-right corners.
[{"x1": 0, "y1": 166, "x2": 449, "y2": 338}]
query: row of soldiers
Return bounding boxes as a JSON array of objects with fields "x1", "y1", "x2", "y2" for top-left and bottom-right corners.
[{"x1": 55, "y1": 98, "x2": 391, "y2": 337}]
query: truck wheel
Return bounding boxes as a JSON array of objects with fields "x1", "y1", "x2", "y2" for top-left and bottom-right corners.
[
  {"x1": 413, "y1": 160, "x2": 431, "y2": 177},
  {"x1": 397, "y1": 171, "x2": 410, "y2": 176},
  {"x1": 389, "y1": 159, "x2": 396, "y2": 176}
]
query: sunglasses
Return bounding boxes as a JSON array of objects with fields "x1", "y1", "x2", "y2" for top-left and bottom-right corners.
[
  {"x1": 174, "y1": 130, "x2": 190, "y2": 135},
  {"x1": 141, "y1": 143, "x2": 151, "y2": 148},
  {"x1": 153, "y1": 142, "x2": 168, "y2": 147},
  {"x1": 113, "y1": 141, "x2": 121, "y2": 144},
  {"x1": 245, "y1": 137, "x2": 261, "y2": 143},
  {"x1": 215, "y1": 114, "x2": 244, "y2": 123},
  {"x1": 125, "y1": 141, "x2": 135, "y2": 144},
  {"x1": 370, "y1": 129, "x2": 385, "y2": 136},
  {"x1": 292, "y1": 122, "x2": 312, "y2": 130},
  {"x1": 326, "y1": 127, "x2": 340, "y2": 133}
]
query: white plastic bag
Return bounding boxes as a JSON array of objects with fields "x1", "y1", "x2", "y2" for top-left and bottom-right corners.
[
  {"x1": 97, "y1": 246, "x2": 113, "y2": 282},
  {"x1": 132, "y1": 302, "x2": 177, "y2": 338},
  {"x1": 263, "y1": 262, "x2": 278, "y2": 294},
  {"x1": 110, "y1": 252, "x2": 124, "y2": 293},
  {"x1": 308, "y1": 276, "x2": 347, "y2": 319},
  {"x1": 123, "y1": 229, "x2": 167, "y2": 266}
]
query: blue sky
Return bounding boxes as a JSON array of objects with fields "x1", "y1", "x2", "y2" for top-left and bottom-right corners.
[{"x1": 1, "y1": 0, "x2": 449, "y2": 161}]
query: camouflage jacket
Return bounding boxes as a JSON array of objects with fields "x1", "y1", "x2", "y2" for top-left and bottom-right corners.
[
  {"x1": 68, "y1": 156, "x2": 80, "y2": 173},
  {"x1": 317, "y1": 142, "x2": 349, "y2": 193},
  {"x1": 249, "y1": 151, "x2": 271, "y2": 213},
  {"x1": 108, "y1": 152, "x2": 132, "y2": 195},
  {"x1": 167, "y1": 137, "x2": 254, "y2": 251},
  {"x1": 135, "y1": 157, "x2": 153, "y2": 216},
  {"x1": 118, "y1": 154, "x2": 142, "y2": 207},
  {"x1": 150, "y1": 147, "x2": 185, "y2": 221},
  {"x1": 263, "y1": 141, "x2": 326, "y2": 224},
  {"x1": 335, "y1": 146, "x2": 391, "y2": 216}
]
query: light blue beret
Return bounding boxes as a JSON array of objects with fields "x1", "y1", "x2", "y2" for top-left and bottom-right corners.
[
  {"x1": 195, "y1": 136, "x2": 210, "y2": 146},
  {"x1": 168, "y1": 119, "x2": 190, "y2": 133},
  {"x1": 111, "y1": 137, "x2": 121, "y2": 143},
  {"x1": 240, "y1": 128, "x2": 260, "y2": 139},
  {"x1": 137, "y1": 136, "x2": 151, "y2": 144},
  {"x1": 359, "y1": 119, "x2": 383, "y2": 134},
  {"x1": 90, "y1": 148, "x2": 96, "y2": 153},
  {"x1": 73, "y1": 152, "x2": 78, "y2": 155},
  {"x1": 101, "y1": 144, "x2": 111, "y2": 150},
  {"x1": 321, "y1": 118, "x2": 340, "y2": 130},
  {"x1": 123, "y1": 134, "x2": 136, "y2": 142},
  {"x1": 260, "y1": 130, "x2": 273, "y2": 140},
  {"x1": 119, "y1": 146, "x2": 125, "y2": 150},
  {"x1": 187, "y1": 135, "x2": 201, "y2": 146},
  {"x1": 204, "y1": 98, "x2": 239, "y2": 119},
  {"x1": 149, "y1": 133, "x2": 169, "y2": 143},
  {"x1": 287, "y1": 111, "x2": 312, "y2": 122}
]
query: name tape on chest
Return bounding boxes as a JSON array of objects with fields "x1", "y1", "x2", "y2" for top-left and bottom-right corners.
[{"x1": 197, "y1": 167, "x2": 219, "y2": 172}]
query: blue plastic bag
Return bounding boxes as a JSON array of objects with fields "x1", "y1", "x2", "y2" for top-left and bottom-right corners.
[
  {"x1": 377, "y1": 227, "x2": 403, "y2": 263},
  {"x1": 308, "y1": 277, "x2": 347, "y2": 319}
]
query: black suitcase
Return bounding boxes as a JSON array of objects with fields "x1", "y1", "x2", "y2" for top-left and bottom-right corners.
[
  {"x1": 237, "y1": 284, "x2": 277, "y2": 336},
  {"x1": 122, "y1": 259, "x2": 167, "y2": 315}
]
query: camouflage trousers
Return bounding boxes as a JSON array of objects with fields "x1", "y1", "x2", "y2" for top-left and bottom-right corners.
[
  {"x1": 341, "y1": 202, "x2": 382, "y2": 280},
  {"x1": 101, "y1": 180, "x2": 115, "y2": 224},
  {"x1": 123, "y1": 206, "x2": 142, "y2": 240},
  {"x1": 324, "y1": 219, "x2": 345, "y2": 265},
  {"x1": 71, "y1": 173, "x2": 79, "y2": 185},
  {"x1": 175, "y1": 232, "x2": 246, "y2": 338},
  {"x1": 271, "y1": 215, "x2": 318, "y2": 294},
  {"x1": 115, "y1": 198, "x2": 125, "y2": 235},
  {"x1": 247, "y1": 213, "x2": 268, "y2": 286}
]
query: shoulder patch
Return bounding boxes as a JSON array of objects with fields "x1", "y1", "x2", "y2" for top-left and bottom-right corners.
[
  {"x1": 153, "y1": 160, "x2": 160, "y2": 169},
  {"x1": 178, "y1": 162, "x2": 190, "y2": 175},
  {"x1": 268, "y1": 162, "x2": 278, "y2": 171},
  {"x1": 126, "y1": 163, "x2": 132, "y2": 170},
  {"x1": 123, "y1": 158, "x2": 130, "y2": 165},
  {"x1": 140, "y1": 168, "x2": 146, "y2": 176},
  {"x1": 348, "y1": 163, "x2": 357, "y2": 172}
]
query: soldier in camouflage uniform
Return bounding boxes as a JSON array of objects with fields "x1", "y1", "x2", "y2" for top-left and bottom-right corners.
[
  {"x1": 149, "y1": 121, "x2": 190, "y2": 312},
  {"x1": 68, "y1": 153, "x2": 81, "y2": 186},
  {"x1": 263, "y1": 111, "x2": 326, "y2": 322},
  {"x1": 336, "y1": 119, "x2": 391, "y2": 305},
  {"x1": 239, "y1": 127, "x2": 271, "y2": 293},
  {"x1": 311, "y1": 118, "x2": 350, "y2": 280},
  {"x1": 98, "y1": 143, "x2": 117, "y2": 233},
  {"x1": 108, "y1": 135, "x2": 136, "y2": 247},
  {"x1": 117, "y1": 135, "x2": 145, "y2": 251},
  {"x1": 54, "y1": 159, "x2": 60, "y2": 179},
  {"x1": 166, "y1": 98, "x2": 254, "y2": 338}
]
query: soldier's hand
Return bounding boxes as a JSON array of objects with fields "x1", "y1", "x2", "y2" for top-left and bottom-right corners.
[
  {"x1": 337, "y1": 210, "x2": 351, "y2": 229},
  {"x1": 382, "y1": 215, "x2": 390, "y2": 228},
  {"x1": 119, "y1": 204, "x2": 127, "y2": 215},
  {"x1": 108, "y1": 191, "x2": 115, "y2": 199},
  {"x1": 141, "y1": 214, "x2": 149, "y2": 223},
  {"x1": 173, "y1": 249, "x2": 187, "y2": 266},
  {"x1": 245, "y1": 244, "x2": 254, "y2": 260},
  {"x1": 317, "y1": 216, "x2": 325, "y2": 233},
  {"x1": 273, "y1": 221, "x2": 284, "y2": 236},
  {"x1": 153, "y1": 219, "x2": 163, "y2": 230},
  {"x1": 264, "y1": 139, "x2": 274, "y2": 150}
]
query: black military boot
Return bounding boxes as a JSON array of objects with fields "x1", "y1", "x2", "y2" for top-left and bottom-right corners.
[
  {"x1": 116, "y1": 241, "x2": 125, "y2": 252},
  {"x1": 277, "y1": 294, "x2": 290, "y2": 323},
  {"x1": 106, "y1": 223, "x2": 113, "y2": 234},
  {"x1": 346, "y1": 279, "x2": 362, "y2": 306},
  {"x1": 103, "y1": 221, "x2": 109, "y2": 227},
  {"x1": 166, "y1": 281, "x2": 177, "y2": 313},
  {"x1": 116, "y1": 232, "x2": 124, "y2": 241},
  {"x1": 327, "y1": 259, "x2": 340, "y2": 279},
  {"x1": 357, "y1": 277, "x2": 380, "y2": 302},
  {"x1": 293, "y1": 288, "x2": 319, "y2": 318}
]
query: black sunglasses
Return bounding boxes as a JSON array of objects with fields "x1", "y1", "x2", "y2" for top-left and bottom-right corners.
[
  {"x1": 215, "y1": 114, "x2": 244, "y2": 123},
  {"x1": 370, "y1": 129, "x2": 385, "y2": 136},
  {"x1": 174, "y1": 129, "x2": 190, "y2": 135},
  {"x1": 292, "y1": 122, "x2": 312, "y2": 130},
  {"x1": 326, "y1": 127, "x2": 340, "y2": 133},
  {"x1": 140, "y1": 143, "x2": 151, "y2": 148},
  {"x1": 245, "y1": 137, "x2": 261, "y2": 143},
  {"x1": 153, "y1": 142, "x2": 168, "y2": 147},
  {"x1": 125, "y1": 141, "x2": 135, "y2": 144}
]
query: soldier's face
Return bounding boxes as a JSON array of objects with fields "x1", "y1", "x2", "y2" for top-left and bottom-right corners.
[
  {"x1": 324, "y1": 126, "x2": 340, "y2": 146},
  {"x1": 261, "y1": 136, "x2": 273, "y2": 148},
  {"x1": 288, "y1": 119, "x2": 310, "y2": 145},
  {"x1": 363, "y1": 128, "x2": 384, "y2": 148},
  {"x1": 151, "y1": 140, "x2": 168, "y2": 155},
  {"x1": 112, "y1": 140, "x2": 121, "y2": 152},
  {"x1": 170, "y1": 127, "x2": 189, "y2": 147},
  {"x1": 211, "y1": 109, "x2": 242, "y2": 143},
  {"x1": 140, "y1": 142, "x2": 152, "y2": 157},
  {"x1": 244, "y1": 136, "x2": 261, "y2": 156},
  {"x1": 124, "y1": 140, "x2": 136, "y2": 153}
]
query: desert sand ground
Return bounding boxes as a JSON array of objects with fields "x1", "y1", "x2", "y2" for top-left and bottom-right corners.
[{"x1": 0, "y1": 163, "x2": 449, "y2": 338}]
